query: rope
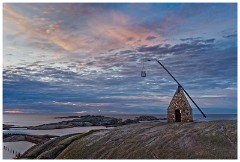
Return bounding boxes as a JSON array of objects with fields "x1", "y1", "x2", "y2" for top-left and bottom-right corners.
[{"x1": 142, "y1": 62, "x2": 145, "y2": 71}]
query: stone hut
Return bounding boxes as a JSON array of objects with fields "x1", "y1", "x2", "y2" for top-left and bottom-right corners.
[{"x1": 167, "y1": 86, "x2": 193, "y2": 122}]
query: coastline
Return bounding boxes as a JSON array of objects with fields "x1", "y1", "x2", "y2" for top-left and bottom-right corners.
[{"x1": 3, "y1": 114, "x2": 237, "y2": 159}]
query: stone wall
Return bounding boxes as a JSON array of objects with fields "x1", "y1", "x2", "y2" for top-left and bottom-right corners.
[{"x1": 167, "y1": 86, "x2": 193, "y2": 122}]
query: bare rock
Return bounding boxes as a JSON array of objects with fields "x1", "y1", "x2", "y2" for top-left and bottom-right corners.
[
  {"x1": 57, "y1": 120, "x2": 237, "y2": 159},
  {"x1": 134, "y1": 116, "x2": 159, "y2": 121}
]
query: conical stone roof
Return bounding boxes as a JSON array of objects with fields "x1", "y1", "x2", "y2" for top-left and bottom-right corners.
[{"x1": 167, "y1": 86, "x2": 193, "y2": 122}]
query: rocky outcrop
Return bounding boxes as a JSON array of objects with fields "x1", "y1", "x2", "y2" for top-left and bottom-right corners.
[
  {"x1": 27, "y1": 121, "x2": 92, "y2": 130},
  {"x1": 21, "y1": 120, "x2": 237, "y2": 159},
  {"x1": 135, "y1": 115, "x2": 159, "y2": 121},
  {"x1": 3, "y1": 134, "x2": 58, "y2": 144},
  {"x1": 3, "y1": 124, "x2": 15, "y2": 130},
  {"x1": 20, "y1": 130, "x2": 101, "y2": 159},
  {"x1": 27, "y1": 115, "x2": 122, "y2": 130},
  {"x1": 54, "y1": 116, "x2": 80, "y2": 119},
  {"x1": 3, "y1": 115, "x2": 164, "y2": 131},
  {"x1": 71, "y1": 115, "x2": 121, "y2": 126}
]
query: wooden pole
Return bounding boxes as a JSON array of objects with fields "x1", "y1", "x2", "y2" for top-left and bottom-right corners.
[{"x1": 151, "y1": 59, "x2": 206, "y2": 118}]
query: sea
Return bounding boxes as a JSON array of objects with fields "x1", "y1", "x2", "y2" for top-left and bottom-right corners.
[{"x1": 2, "y1": 113, "x2": 237, "y2": 159}]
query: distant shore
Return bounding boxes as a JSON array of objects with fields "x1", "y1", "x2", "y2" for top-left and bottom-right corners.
[
  {"x1": 3, "y1": 115, "x2": 164, "y2": 145},
  {"x1": 3, "y1": 115, "x2": 165, "y2": 131}
]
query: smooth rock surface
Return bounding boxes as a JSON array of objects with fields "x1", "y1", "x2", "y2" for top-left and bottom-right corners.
[{"x1": 21, "y1": 120, "x2": 237, "y2": 159}]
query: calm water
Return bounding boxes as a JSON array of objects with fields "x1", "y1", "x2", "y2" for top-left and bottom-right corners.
[
  {"x1": 104, "y1": 113, "x2": 237, "y2": 121},
  {"x1": 3, "y1": 126, "x2": 110, "y2": 136},
  {"x1": 193, "y1": 114, "x2": 237, "y2": 122},
  {"x1": 2, "y1": 113, "x2": 237, "y2": 159},
  {"x1": 3, "y1": 141, "x2": 35, "y2": 159},
  {"x1": 3, "y1": 113, "x2": 79, "y2": 127}
]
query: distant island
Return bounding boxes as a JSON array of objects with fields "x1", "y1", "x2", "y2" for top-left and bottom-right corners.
[{"x1": 4, "y1": 115, "x2": 165, "y2": 130}]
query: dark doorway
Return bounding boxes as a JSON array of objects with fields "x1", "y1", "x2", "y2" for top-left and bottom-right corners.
[{"x1": 175, "y1": 110, "x2": 181, "y2": 122}]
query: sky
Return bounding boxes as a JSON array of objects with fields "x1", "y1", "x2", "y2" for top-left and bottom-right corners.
[{"x1": 2, "y1": 3, "x2": 237, "y2": 115}]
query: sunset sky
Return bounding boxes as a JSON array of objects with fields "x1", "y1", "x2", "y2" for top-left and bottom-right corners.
[{"x1": 3, "y1": 3, "x2": 237, "y2": 114}]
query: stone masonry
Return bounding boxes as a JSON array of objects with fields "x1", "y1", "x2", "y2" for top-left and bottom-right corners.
[{"x1": 167, "y1": 86, "x2": 193, "y2": 122}]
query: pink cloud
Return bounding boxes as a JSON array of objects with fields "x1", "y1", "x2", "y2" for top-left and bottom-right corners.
[
  {"x1": 3, "y1": 4, "x2": 164, "y2": 55},
  {"x1": 52, "y1": 101, "x2": 113, "y2": 107},
  {"x1": 3, "y1": 110, "x2": 24, "y2": 114},
  {"x1": 100, "y1": 95, "x2": 170, "y2": 102}
]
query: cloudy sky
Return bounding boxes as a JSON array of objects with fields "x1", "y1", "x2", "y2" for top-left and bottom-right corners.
[{"x1": 3, "y1": 3, "x2": 237, "y2": 115}]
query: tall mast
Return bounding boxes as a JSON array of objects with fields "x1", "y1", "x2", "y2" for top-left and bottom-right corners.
[{"x1": 148, "y1": 59, "x2": 206, "y2": 118}]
